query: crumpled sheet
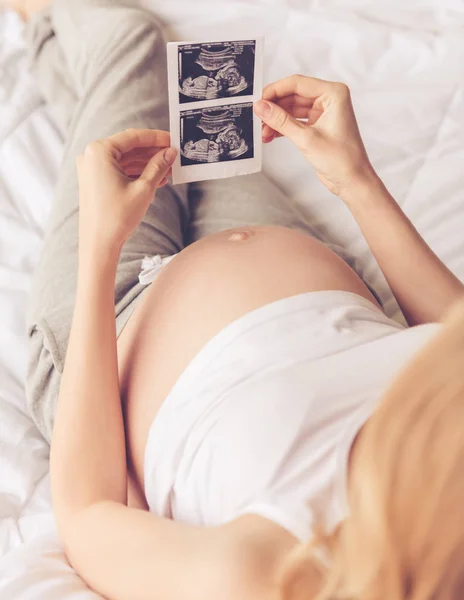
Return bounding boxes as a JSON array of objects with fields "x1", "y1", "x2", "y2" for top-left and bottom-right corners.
[{"x1": 1, "y1": 1, "x2": 463, "y2": 597}]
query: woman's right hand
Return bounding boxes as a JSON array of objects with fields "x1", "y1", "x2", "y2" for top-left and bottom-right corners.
[{"x1": 253, "y1": 75, "x2": 378, "y2": 197}]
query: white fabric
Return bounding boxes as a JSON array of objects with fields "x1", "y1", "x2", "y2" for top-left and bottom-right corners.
[
  {"x1": 0, "y1": 0, "x2": 463, "y2": 597},
  {"x1": 144, "y1": 291, "x2": 440, "y2": 542},
  {"x1": 138, "y1": 254, "x2": 176, "y2": 285}
]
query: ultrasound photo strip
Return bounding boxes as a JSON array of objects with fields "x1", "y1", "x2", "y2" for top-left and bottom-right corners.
[
  {"x1": 167, "y1": 38, "x2": 264, "y2": 184},
  {"x1": 177, "y1": 41, "x2": 256, "y2": 104},
  {"x1": 180, "y1": 103, "x2": 254, "y2": 166}
]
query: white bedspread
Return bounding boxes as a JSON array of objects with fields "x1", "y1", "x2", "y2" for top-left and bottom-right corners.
[{"x1": 1, "y1": 1, "x2": 463, "y2": 597}]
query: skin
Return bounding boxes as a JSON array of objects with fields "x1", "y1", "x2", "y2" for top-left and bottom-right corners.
[
  {"x1": 1, "y1": 0, "x2": 49, "y2": 19},
  {"x1": 256, "y1": 77, "x2": 463, "y2": 324},
  {"x1": 119, "y1": 225, "x2": 380, "y2": 497},
  {"x1": 9, "y1": 0, "x2": 461, "y2": 591},
  {"x1": 48, "y1": 74, "x2": 463, "y2": 600}
]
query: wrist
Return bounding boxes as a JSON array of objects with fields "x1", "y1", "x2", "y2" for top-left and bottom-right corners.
[
  {"x1": 338, "y1": 168, "x2": 386, "y2": 210},
  {"x1": 79, "y1": 237, "x2": 122, "y2": 274}
]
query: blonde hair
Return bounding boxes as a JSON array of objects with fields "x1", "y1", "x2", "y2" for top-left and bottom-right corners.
[{"x1": 281, "y1": 301, "x2": 464, "y2": 600}]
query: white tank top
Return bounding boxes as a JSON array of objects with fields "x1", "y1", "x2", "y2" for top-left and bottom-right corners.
[{"x1": 143, "y1": 289, "x2": 439, "y2": 542}]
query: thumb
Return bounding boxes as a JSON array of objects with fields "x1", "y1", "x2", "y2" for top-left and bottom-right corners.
[
  {"x1": 254, "y1": 100, "x2": 306, "y2": 145},
  {"x1": 140, "y1": 147, "x2": 177, "y2": 187}
]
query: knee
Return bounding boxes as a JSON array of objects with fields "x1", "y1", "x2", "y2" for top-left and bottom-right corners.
[{"x1": 53, "y1": 0, "x2": 166, "y2": 50}]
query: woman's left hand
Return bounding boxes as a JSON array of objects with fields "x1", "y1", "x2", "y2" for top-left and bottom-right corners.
[{"x1": 76, "y1": 129, "x2": 177, "y2": 252}]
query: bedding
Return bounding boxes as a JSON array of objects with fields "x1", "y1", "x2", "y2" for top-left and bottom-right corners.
[{"x1": 1, "y1": 1, "x2": 463, "y2": 597}]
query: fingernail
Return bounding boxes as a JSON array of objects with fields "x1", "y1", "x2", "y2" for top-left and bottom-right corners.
[
  {"x1": 164, "y1": 147, "x2": 177, "y2": 166},
  {"x1": 254, "y1": 100, "x2": 272, "y2": 119}
]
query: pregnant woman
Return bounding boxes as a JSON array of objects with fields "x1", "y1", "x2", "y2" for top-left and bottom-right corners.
[{"x1": 10, "y1": 0, "x2": 464, "y2": 599}]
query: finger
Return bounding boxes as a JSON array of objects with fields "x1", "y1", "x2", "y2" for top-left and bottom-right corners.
[
  {"x1": 123, "y1": 164, "x2": 148, "y2": 176},
  {"x1": 263, "y1": 131, "x2": 284, "y2": 143},
  {"x1": 119, "y1": 146, "x2": 166, "y2": 163},
  {"x1": 266, "y1": 95, "x2": 324, "y2": 134},
  {"x1": 120, "y1": 149, "x2": 173, "y2": 170},
  {"x1": 277, "y1": 94, "x2": 315, "y2": 110},
  {"x1": 121, "y1": 154, "x2": 173, "y2": 173},
  {"x1": 262, "y1": 129, "x2": 282, "y2": 142},
  {"x1": 275, "y1": 107, "x2": 312, "y2": 119},
  {"x1": 124, "y1": 167, "x2": 173, "y2": 184},
  {"x1": 307, "y1": 108, "x2": 324, "y2": 125},
  {"x1": 262, "y1": 75, "x2": 333, "y2": 102},
  {"x1": 124, "y1": 161, "x2": 173, "y2": 178},
  {"x1": 139, "y1": 147, "x2": 177, "y2": 187},
  {"x1": 106, "y1": 129, "x2": 171, "y2": 157},
  {"x1": 121, "y1": 158, "x2": 152, "y2": 168},
  {"x1": 158, "y1": 177, "x2": 168, "y2": 187},
  {"x1": 277, "y1": 107, "x2": 324, "y2": 123},
  {"x1": 254, "y1": 100, "x2": 307, "y2": 146},
  {"x1": 261, "y1": 105, "x2": 322, "y2": 139},
  {"x1": 262, "y1": 123, "x2": 274, "y2": 136}
]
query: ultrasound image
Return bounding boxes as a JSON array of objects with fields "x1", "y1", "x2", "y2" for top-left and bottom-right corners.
[
  {"x1": 180, "y1": 103, "x2": 254, "y2": 166},
  {"x1": 178, "y1": 41, "x2": 256, "y2": 104}
]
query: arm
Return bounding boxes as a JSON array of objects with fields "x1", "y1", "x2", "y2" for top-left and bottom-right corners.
[
  {"x1": 50, "y1": 129, "x2": 175, "y2": 530},
  {"x1": 50, "y1": 130, "x2": 290, "y2": 600},
  {"x1": 254, "y1": 75, "x2": 464, "y2": 325},
  {"x1": 340, "y1": 173, "x2": 464, "y2": 325},
  {"x1": 52, "y1": 218, "x2": 231, "y2": 600}
]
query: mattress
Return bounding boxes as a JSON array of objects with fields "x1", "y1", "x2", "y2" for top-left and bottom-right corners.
[{"x1": 1, "y1": 1, "x2": 463, "y2": 597}]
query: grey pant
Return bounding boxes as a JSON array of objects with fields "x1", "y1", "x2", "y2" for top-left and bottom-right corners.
[{"x1": 26, "y1": 0, "x2": 359, "y2": 443}]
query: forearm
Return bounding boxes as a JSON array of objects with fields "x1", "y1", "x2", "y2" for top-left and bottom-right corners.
[
  {"x1": 341, "y1": 174, "x2": 464, "y2": 325},
  {"x1": 50, "y1": 241, "x2": 127, "y2": 534}
]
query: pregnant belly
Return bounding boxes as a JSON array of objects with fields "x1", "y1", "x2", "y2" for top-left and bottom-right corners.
[{"x1": 117, "y1": 226, "x2": 379, "y2": 497}]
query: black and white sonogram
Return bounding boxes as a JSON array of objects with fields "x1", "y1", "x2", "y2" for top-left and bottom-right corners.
[
  {"x1": 178, "y1": 41, "x2": 255, "y2": 104},
  {"x1": 180, "y1": 103, "x2": 254, "y2": 166}
]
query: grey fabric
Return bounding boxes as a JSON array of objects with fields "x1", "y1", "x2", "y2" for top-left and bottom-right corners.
[
  {"x1": 26, "y1": 0, "x2": 189, "y2": 442},
  {"x1": 25, "y1": 0, "x2": 366, "y2": 443}
]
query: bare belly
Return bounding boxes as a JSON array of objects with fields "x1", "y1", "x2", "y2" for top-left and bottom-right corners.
[{"x1": 117, "y1": 226, "x2": 380, "y2": 501}]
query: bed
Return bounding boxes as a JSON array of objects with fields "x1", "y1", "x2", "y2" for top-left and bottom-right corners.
[{"x1": 1, "y1": 0, "x2": 463, "y2": 597}]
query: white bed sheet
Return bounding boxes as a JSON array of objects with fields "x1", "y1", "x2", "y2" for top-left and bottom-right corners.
[{"x1": 0, "y1": 1, "x2": 463, "y2": 597}]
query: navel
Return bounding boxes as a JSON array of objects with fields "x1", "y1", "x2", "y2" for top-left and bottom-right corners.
[{"x1": 228, "y1": 230, "x2": 253, "y2": 242}]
